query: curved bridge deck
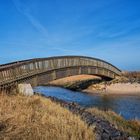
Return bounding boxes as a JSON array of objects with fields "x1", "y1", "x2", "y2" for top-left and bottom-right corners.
[{"x1": 0, "y1": 56, "x2": 121, "y2": 90}]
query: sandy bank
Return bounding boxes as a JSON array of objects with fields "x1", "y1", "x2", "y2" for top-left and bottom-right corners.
[{"x1": 86, "y1": 83, "x2": 140, "y2": 96}]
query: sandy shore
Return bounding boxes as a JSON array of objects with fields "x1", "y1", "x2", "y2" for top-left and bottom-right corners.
[
  {"x1": 47, "y1": 74, "x2": 140, "y2": 96},
  {"x1": 85, "y1": 83, "x2": 140, "y2": 96}
]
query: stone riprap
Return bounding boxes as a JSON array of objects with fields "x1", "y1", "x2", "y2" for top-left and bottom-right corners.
[{"x1": 35, "y1": 93, "x2": 132, "y2": 140}]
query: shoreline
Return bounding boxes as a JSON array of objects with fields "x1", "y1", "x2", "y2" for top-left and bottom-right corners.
[
  {"x1": 41, "y1": 75, "x2": 140, "y2": 96},
  {"x1": 83, "y1": 89, "x2": 140, "y2": 96},
  {"x1": 42, "y1": 83, "x2": 140, "y2": 97},
  {"x1": 86, "y1": 83, "x2": 140, "y2": 96}
]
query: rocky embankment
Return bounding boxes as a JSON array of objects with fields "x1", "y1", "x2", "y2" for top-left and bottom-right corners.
[
  {"x1": 62, "y1": 78, "x2": 101, "y2": 91},
  {"x1": 38, "y1": 94, "x2": 132, "y2": 140},
  {"x1": 47, "y1": 75, "x2": 101, "y2": 91},
  {"x1": 47, "y1": 78, "x2": 101, "y2": 91}
]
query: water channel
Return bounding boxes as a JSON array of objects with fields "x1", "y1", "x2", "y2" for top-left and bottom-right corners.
[{"x1": 34, "y1": 86, "x2": 140, "y2": 120}]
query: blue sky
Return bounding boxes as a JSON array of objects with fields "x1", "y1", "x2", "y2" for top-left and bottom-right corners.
[{"x1": 0, "y1": 0, "x2": 140, "y2": 70}]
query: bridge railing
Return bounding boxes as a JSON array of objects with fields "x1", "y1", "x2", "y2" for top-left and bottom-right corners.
[{"x1": 0, "y1": 56, "x2": 121, "y2": 86}]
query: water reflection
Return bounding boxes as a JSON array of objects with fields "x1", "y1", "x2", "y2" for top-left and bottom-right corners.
[{"x1": 34, "y1": 86, "x2": 140, "y2": 120}]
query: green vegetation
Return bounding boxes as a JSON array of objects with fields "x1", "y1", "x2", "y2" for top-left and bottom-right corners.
[
  {"x1": 0, "y1": 94, "x2": 95, "y2": 140},
  {"x1": 87, "y1": 108, "x2": 140, "y2": 138}
]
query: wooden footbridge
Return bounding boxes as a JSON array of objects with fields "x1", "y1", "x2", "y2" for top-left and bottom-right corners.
[{"x1": 0, "y1": 56, "x2": 121, "y2": 91}]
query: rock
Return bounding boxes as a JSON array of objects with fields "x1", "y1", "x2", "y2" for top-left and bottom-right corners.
[
  {"x1": 128, "y1": 137, "x2": 136, "y2": 140},
  {"x1": 0, "y1": 123, "x2": 6, "y2": 132},
  {"x1": 18, "y1": 84, "x2": 34, "y2": 96},
  {"x1": 43, "y1": 95, "x2": 129, "y2": 140}
]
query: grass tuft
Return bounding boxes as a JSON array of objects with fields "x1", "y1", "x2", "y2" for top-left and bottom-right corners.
[
  {"x1": 87, "y1": 108, "x2": 140, "y2": 138},
  {"x1": 0, "y1": 94, "x2": 95, "y2": 140}
]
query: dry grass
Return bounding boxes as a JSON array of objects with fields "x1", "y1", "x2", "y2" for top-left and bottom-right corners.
[
  {"x1": 0, "y1": 94, "x2": 95, "y2": 140},
  {"x1": 49, "y1": 75, "x2": 101, "y2": 86},
  {"x1": 87, "y1": 108, "x2": 140, "y2": 138},
  {"x1": 122, "y1": 71, "x2": 140, "y2": 77}
]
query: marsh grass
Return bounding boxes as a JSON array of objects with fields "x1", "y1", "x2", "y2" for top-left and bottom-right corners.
[
  {"x1": 87, "y1": 108, "x2": 140, "y2": 138},
  {"x1": 0, "y1": 94, "x2": 95, "y2": 140}
]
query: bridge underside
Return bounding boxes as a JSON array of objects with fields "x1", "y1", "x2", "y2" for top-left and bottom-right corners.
[
  {"x1": 20, "y1": 66, "x2": 116, "y2": 87},
  {"x1": 0, "y1": 56, "x2": 121, "y2": 91}
]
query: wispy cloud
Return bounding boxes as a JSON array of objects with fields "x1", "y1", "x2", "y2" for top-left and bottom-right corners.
[
  {"x1": 12, "y1": 0, "x2": 81, "y2": 54},
  {"x1": 12, "y1": 0, "x2": 48, "y2": 38},
  {"x1": 96, "y1": 20, "x2": 140, "y2": 39}
]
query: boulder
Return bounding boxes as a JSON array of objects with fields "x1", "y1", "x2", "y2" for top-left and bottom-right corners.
[{"x1": 18, "y1": 84, "x2": 34, "y2": 96}]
